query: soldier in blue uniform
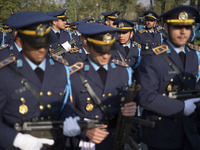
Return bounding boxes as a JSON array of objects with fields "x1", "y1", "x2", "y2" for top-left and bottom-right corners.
[
  {"x1": 133, "y1": 10, "x2": 164, "y2": 55},
  {"x1": 69, "y1": 21, "x2": 82, "y2": 48},
  {"x1": 46, "y1": 9, "x2": 71, "y2": 50},
  {"x1": 67, "y1": 22, "x2": 137, "y2": 150},
  {"x1": 111, "y1": 19, "x2": 141, "y2": 70},
  {"x1": 101, "y1": 10, "x2": 120, "y2": 28},
  {"x1": 0, "y1": 11, "x2": 81, "y2": 150},
  {"x1": 136, "y1": 5, "x2": 200, "y2": 150}
]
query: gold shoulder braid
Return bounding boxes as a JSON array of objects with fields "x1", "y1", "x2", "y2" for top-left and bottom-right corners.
[
  {"x1": 70, "y1": 62, "x2": 84, "y2": 75},
  {"x1": 112, "y1": 59, "x2": 129, "y2": 67},
  {"x1": 0, "y1": 56, "x2": 15, "y2": 69},
  {"x1": 51, "y1": 54, "x2": 69, "y2": 66},
  {"x1": 152, "y1": 45, "x2": 168, "y2": 55},
  {"x1": 187, "y1": 43, "x2": 200, "y2": 52}
]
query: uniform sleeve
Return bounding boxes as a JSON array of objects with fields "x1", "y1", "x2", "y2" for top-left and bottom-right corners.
[{"x1": 137, "y1": 55, "x2": 184, "y2": 117}]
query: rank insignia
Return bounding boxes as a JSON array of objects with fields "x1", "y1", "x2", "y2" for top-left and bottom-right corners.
[
  {"x1": 51, "y1": 54, "x2": 69, "y2": 66},
  {"x1": 152, "y1": 45, "x2": 168, "y2": 55},
  {"x1": 139, "y1": 28, "x2": 146, "y2": 33},
  {"x1": 0, "y1": 56, "x2": 15, "y2": 69},
  {"x1": 86, "y1": 104, "x2": 94, "y2": 111},
  {"x1": 69, "y1": 47, "x2": 80, "y2": 53},
  {"x1": 133, "y1": 41, "x2": 141, "y2": 49},
  {"x1": 187, "y1": 43, "x2": 200, "y2": 52},
  {"x1": 70, "y1": 62, "x2": 84, "y2": 75},
  {"x1": 19, "y1": 104, "x2": 28, "y2": 114},
  {"x1": 112, "y1": 59, "x2": 129, "y2": 67}
]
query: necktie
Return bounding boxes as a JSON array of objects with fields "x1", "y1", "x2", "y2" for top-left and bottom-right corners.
[
  {"x1": 124, "y1": 46, "x2": 130, "y2": 55},
  {"x1": 56, "y1": 32, "x2": 60, "y2": 39},
  {"x1": 34, "y1": 67, "x2": 44, "y2": 82},
  {"x1": 97, "y1": 67, "x2": 107, "y2": 85},
  {"x1": 178, "y1": 52, "x2": 186, "y2": 67}
]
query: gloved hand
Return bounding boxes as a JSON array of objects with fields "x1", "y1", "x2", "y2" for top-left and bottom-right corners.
[
  {"x1": 13, "y1": 133, "x2": 54, "y2": 150},
  {"x1": 63, "y1": 116, "x2": 81, "y2": 137},
  {"x1": 184, "y1": 98, "x2": 200, "y2": 116}
]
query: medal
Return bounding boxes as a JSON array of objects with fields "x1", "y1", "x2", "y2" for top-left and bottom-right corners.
[
  {"x1": 167, "y1": 84, "x2": 172, "y2": 92},
  {"x1": 86, "y1": 104, "x2": 94, "y2": 111},
  {"x1": 19, "y1": 104, "x2": 28, "y2": 114}
]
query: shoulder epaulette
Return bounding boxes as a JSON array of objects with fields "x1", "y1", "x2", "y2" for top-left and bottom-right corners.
[
  {"x1": 112, "y1": 59, "x2": 129, "y2": 67},
  {"x1": 69, "y1": 47, "x2": 80, "y2": 53},
  {"x1": 133, "y1": 41, "x2": 141, "y2": 49},
  {"x1": 0, "y1": 56, "x2": 15, "y2": 69},
  {"x1": 0, "y1": 44, "x2": 9, "y2": 50},
  {"x1": 156, "y1": 26, "x2": 163, "y2": 32},
  {"x1": 187, "y1": 43, "x2": 200, "y2": 52},
  {"x1": 0, "y1": 28, "x2": 5, "y2": 33},
  {"x1": 51, "y1": 54, "x2": 69, "y2": 66},
  {"x1": 152, "y1": 45, "x2": 168, "y2": 55},
  {"x1": 139, "y1": 28, "x2": 146, "y2": 33},
  {"x1": 70, "y1": 62, "x2": 84, "y2": 75}
]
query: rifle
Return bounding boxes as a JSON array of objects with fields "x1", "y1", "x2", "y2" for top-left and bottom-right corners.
[
  {"x1": 165, "y1": 89, "x2": 200, "y2": 108},
  {"x1": 14, "y1": 120, "x2": 104, "y2": 139},
  {"x1": 113, "y1": 80, "x2": 155, "y2": 150}
]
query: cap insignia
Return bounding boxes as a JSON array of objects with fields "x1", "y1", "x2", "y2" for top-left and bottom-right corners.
[
  {"x1": 178, "y1": 12, "x2": 188, "y2": 21},
  {"x1": 119, "y1": 22, "x2": 124, "y2": 28},
  {"x1": 103, "y1": 33, "x2": 112, "y2": 43}
]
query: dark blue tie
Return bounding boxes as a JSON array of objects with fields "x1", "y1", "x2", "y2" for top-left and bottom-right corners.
[
  {"x1": 97, "y1": 67, "x2": 107, "y2": 85},
  {"x1": 35, "y1": 67, "x2": 44, "y2": 82}
]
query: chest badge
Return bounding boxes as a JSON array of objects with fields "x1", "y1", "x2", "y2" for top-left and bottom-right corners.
[
  {"x1": 86, "y1": 104, "x2": 94, "y2": 111},
  {"x1": 19, "y1": 104, "x2": 28, "y2": 114}
]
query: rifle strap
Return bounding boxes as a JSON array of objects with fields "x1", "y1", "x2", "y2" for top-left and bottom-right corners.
[
  {"x1": 9, "y1": 65, "x2": 52, "y2": 116},
  {"x1": 162, "y1": 53, "x2": 188, "y2": 89},
  {"x1": 116, "y1": 50, "x2": 125, "y2": 62},
  {"x1": 77, "y1": 71, "x2": 107, "y2": 116}
]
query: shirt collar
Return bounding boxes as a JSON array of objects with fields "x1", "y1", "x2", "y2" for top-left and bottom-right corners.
[
  {"x1": 123, "y1": 42, "x2": 131, "y2": 49},
  {"x1": 88, "y1": 57, "x2": 108, "y2": 71},
  {"x1": 25, "y1": 57, "x2": 46, "y2": 71},
  {"x1": 14, "y1": 42, "x2": 22, "y2": 52},
  {"x1": 166, "y1": 40, "x2": 186, "y2": 54},
  {"x1": 51, "y1": 27, "x2": 60, "y2": 34},
  {"x1": 83, "y1": 47, "x2": 89, "y2": 54}
]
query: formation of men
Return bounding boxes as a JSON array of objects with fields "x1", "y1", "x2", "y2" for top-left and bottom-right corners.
[{"x1": 0, "y1": 4, "x2": 200, "y2": 150}]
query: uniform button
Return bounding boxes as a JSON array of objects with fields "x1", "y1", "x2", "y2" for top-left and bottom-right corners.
[
  {"x1": 183, "y1": 76, "x2": 186, "y2": 80},
  {"x1": 47, "y1": 104, "x2": 51, "y2": 109},
  {"x1": 87, "y1": 97, "x2": 91, "y2": 101},
  {"x1": 188, "y1": 77, "x2": 191, "y2": 80},
  {"x1": 20, "y1": 97, "x2": 25, "y2": 102},
  {"x1": 158, "y1": 117, "x2": 162, "y2": 120},
  {"x1": 49, "y1": 48, "x2": 52, "y2": 52},
  {"x1": 125, "y1": 59, "x2": 127, "y2": 62},
  {"x1": 95, "y1": 115, "x2": 99, "y2": 119},
  {"x1": 40, "y1": 117, "x2": 44, "y2": 120},
  {"x1": 128, "y1": 59, "x2": 131, "y2": 62},
  {"x1": 108, "y1": 93, "x2": 112, "y2": 97},
  {"x1": 170, "y1": 78, "x2": 173, "y2": 82},
  {"x1": 108, "y1": 104, "x2": 111, "y2": 108},
  {"x1": 47, "y1": 91, "x2": 52, "y2": 96},
  {"x1": 40, "y1": 92, "x2": 43, "y2": 96},
  {"x1": 39, "y1": 105, "x2": 44, "y2": 110},
  {"x1": 104, "y1": 105, "x2": 107, "y2": 108},
  {"x1": 59, "y1": 92, "x2": 62, "y2": 96},
  {"x1": 102, "y1": 94, "x2": 106, "y2": 98}
]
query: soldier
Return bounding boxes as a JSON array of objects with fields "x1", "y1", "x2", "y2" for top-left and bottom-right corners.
[
  {"x1": 0, "y1": 11, "x2": 80, "y2": 150},
  {"x1": 46, "y1": 9, "x2": 71, "y2": 50},
  {"x1": 101, "y1": 11, "x2": 120, "y2": 28},
  {"x1": 136, "y1": 5, "x2": 200, "y2": 150},
  {"x1": 67, "y1": 22, "x2": 137, "y2": 150},
  {"x1": 133, "y1": 10, "x2": 164, "y2": 55},
  {"x1": 111, "y1": 19, "x2": 141, "y2": 70}
]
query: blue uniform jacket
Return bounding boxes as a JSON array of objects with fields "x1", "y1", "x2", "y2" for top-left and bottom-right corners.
[
  {"x1": 0, "y1": 53, "x2": 73, "y2": 150},
  {"x1": 67, "y1": 58, "x2": 130, "y2": 150},
  {"x1": 136, "y1": 42, "x2": 200, "y2": 149}
]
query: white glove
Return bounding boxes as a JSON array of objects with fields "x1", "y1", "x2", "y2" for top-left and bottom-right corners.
[
  {"x1": 61, "y1": 41, "x2": 71, "y2": 52},
  {"x1": 13, "y1": 133, "x2": 54, "y2": 150},
  {"x1": 184, "y1": 98, "x2": 200, "y2": 116},
  {"x1": 63, "y1": 116, "x2": 81, "y2": 137}
]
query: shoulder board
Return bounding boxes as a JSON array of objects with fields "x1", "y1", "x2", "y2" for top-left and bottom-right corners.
[
  {"x1": 51, "y1": 54, "x2": 69, "y2": 66},
  {"x1": 152, "y1": 45, "x2": 168, "y2": 55},
  {"x1": 69, "y1": 47, "x2": 80, "y2": 53},
  {"x1": 0, "y1": 44, "x2": 9, "y2": 50},
  {"x1": 112, "y1": 59, "x2": 129, "y2": 67},
  {"x1": 70, "y1": 62, "x2": 84, "y2": 75},
  {"x1": 133, "y1": 41, "x2": 141, "y2": 49},
  {"x1": 0, "y1": 56, "x2": 15, "y2": 69},
  {"x1": 156, "y1": 26, "x2": 163, "y2": 31},
  {"x1": 0, "y1": 28, "x2": 5, "y2": 33},
  {"x1": 187, "y1": 43, "x2": 200, "y2": 52},
  {"x1": 139, "y1": 28, "x2": 146, "y2": 33}
]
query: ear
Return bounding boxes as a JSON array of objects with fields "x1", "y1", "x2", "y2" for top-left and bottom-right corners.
[
  {"x1": 130, "y1": 31, "x2": 134, "y2": 38},
  {"x1": 52, "y1": 20, "x2": 58, "y2": 25},
  {"x1": 105, "y1": 20, "x2": 109, "y2": 26}
]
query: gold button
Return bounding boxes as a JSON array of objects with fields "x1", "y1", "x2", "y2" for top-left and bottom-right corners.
[
  {"x1": 104, "y1": 105, "x2": 107, "y2": 108},
  {"x1": 125, "y1": 59, "x2": 127, "y2": 62},
  {"x1": 102, "y1": 94, "x2": 106, "y2": 98},
  {"x1": 95, "y1": 115, "x2": 99, "y2": 119},
  {"x1": 188, "y1": 77, "x2": 191, "y2": 80},
  {"x1": 39, "y1": 105, "x2": 44, "y2": 110},
  {"x1": 48, "y1": 116, "x2": 51, "y2": 120},
  {"x1": 108, "y1": 104, "x2": 111, "y2": 108},
  {"x1": 40, "y1": 92, "x2": 43, "y2": 96},
  {"x1": 158, "y1": 117, "x2": 162, "y2": 120},
  {"x1": 47, "y1": 104, "x2": 51, "y2": 109},
  {"x1": 87, "y1": 97, "x2": 91, "y2": 101},
  {"x1": 59, "y1": 92, "x2": 62, "y2": 96},
  {"x1": 108, "y1": 93, "x2": 112, "y2": 97},
  {"x1": 170, "y1": 78, "x2": 173, "y2": 82},
  {"x1": 86, "y1": 104, "x2": 94, "y2": 111},
  {"x1": 183, "y1": 77, "x2": 186, "y2": 80},
  {"x1": 47, "y1": 91, "x2": 52, "y2": 96},
  {"x1": 128, "y1": 59, "x2": 131, "y2": 62},
  {"x1": 40, "y1": 117, "x2": 44, "y2": 120},
  {"x1": 20, "y1": 97, "x2": 25, "y2": 102},
  {"x1": 49, "y1": 48, "x2": 52, "y2": 52}
]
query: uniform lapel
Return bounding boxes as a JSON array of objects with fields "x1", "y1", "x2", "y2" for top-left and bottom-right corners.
[{"x1": 185, "y1": 48, "x2": 196, "y2": 73}]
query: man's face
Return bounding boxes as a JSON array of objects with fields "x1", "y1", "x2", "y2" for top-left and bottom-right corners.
[
  {"x1": 145, "y1": 19, "x2": 156, "y2": 30},
  {"x1": 165, "y1": 23, "x2": 192, "y2": 49},
  {"x1": 88, "y1": 44, "x2": 111, "y2": 66},
  {"x1": 21, "y1": 40, "x2": 48, "y2": 65},
  {"x1": 118, "y1": 31, "x2": 133, "y2": 45},
  {"x1": 106, "y1": 19, "x2": 117, "y2": 28},
  {"x1": 54, "y1": 19, "x2": 66, "y2": 30}
]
